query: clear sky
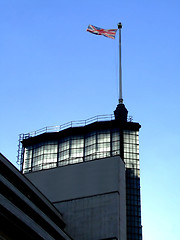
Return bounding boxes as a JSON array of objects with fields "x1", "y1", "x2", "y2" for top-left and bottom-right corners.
[{"x1": 0, "y1": 0, "x2": 180, "y2": 239}]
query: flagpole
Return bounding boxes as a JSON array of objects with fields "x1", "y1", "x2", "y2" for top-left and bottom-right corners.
[{"x1": 118, "y1": 22, "x2": 123, "y2": 104}]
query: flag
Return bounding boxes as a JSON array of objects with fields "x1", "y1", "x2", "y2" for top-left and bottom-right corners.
[{"x1": 87, "y1": 24, "x2": 117, "y2": 39}]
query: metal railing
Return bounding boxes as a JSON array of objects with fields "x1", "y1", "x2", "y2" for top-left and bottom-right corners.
[{"x1": 20, "y1": 114, "x2": 115, "y2": 139}]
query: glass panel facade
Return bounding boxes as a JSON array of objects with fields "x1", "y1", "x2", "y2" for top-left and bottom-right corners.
[
  {"x1": 29, "y1": 141, "x2": 58, "y2": 172},
  {"x1": 23, "y1": 129, "x2": 119, "y2": 172},
  {"x1": 123, "y1": 130, "x2": 142, "y2": 240},
  {"x1": 58, "y1": 136, "x2": 84, "y2": 166}
]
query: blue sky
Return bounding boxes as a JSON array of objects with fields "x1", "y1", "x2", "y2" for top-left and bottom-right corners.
[{"x1": 0, "y1": 0, "x2": 180, "y2": 239}]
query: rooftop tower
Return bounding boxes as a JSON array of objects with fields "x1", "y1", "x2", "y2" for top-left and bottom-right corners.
[{"x1": 18, "y1": 103, "x2": 142, "y2": 240}]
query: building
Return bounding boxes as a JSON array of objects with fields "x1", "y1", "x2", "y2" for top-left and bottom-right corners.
[
  {"x1": 17, "y1": 103, "x2": 142, "y2": 240},
  {"x1": 0, "y1": 153, "x2": 73, "y2": 240}
]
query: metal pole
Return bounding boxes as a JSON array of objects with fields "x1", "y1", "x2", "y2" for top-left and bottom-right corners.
[{"x1": 118, "y1": 22, "x2": 123, "y2": 104}]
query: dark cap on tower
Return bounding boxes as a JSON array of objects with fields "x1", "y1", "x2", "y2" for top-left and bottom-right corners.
[{"x1": 114, "y1": 103, "x2": 128, "y2": 122}]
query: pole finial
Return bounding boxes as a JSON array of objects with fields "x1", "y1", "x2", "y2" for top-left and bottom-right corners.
[{"x1": 118, "y1": 22, "x2": 122, "y2": 29}]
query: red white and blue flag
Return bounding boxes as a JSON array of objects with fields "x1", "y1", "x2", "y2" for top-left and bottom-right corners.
[{"x1": 87, "y1": 24, "x2": 117, "y2": 39}]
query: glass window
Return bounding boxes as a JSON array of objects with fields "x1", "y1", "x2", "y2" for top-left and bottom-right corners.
[
  {"x1": 44, "y1": 141, "x2": 58, "y2": 154},
  {"x1": 32, "y1": 155, "x2": 43, "y2": 171},
  {"x1": 70, "y1": 136, "x2": 84, "y2": 164},
  {"x1": 96, "y1": 130, "x2": 111, "y2": 159},
  {"x1": 85, "y1": 132, "x2": 96, "y2": 161},
  {"x1": 33, "y1": 144, "x2": 44, "y2": 157},
  {"x1": 23, "y1": 147, "x2": 33, "y2": 173},
  {"x1": 85, "y1": 132, "x2": 96, "y2": 146},
  {"x1": 112, "y1": 131, "x2": 120, "y2": 155}
]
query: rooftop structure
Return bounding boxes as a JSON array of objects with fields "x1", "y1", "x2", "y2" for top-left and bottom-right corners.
[{"x1": 17, "y1": 104, "x2": 142, "y2": 240}]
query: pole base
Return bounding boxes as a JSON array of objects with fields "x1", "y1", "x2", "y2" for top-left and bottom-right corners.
[{"x1": 114, "y1": 103, "x2": 128, "y2": 122}]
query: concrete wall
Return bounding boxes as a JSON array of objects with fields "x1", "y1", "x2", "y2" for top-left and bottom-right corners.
[{"x1": 26, "y1": 156, "x2": 126, "y2": 240}]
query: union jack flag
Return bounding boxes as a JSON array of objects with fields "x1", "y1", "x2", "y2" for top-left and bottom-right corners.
[{"x1": 87, "y1": 24, "x2": 117, "y2": 39}]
